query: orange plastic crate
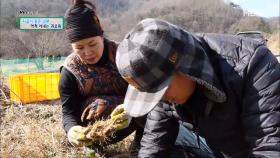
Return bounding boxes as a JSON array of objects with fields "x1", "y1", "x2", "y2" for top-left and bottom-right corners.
[{"x1": 9, "y1": 73, "x2": 60, "y2": 104}]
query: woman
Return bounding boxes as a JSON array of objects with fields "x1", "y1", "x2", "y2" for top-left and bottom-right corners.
[{"x1": 59, "y1": 0, "x2": 129, "y2": 147}]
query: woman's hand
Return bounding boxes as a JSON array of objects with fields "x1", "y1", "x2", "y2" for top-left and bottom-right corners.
[
  {"x1": 81, "y1": 99, "x2": 108, "y2": 122},
  {"x1": 67, "y1": 126, "x2": 92, "y2": 147}
]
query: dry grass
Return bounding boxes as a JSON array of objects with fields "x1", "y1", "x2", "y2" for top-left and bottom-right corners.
[{"x1": 0, "y1": 102, "x2": 132, "y2": 158}]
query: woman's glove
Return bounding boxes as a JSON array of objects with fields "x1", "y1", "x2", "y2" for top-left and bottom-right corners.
[
  {"x1": 67, "y1": 126, "x2": 92, "y2": 147},
  {"x1": 81, "y1": 99, "x2": 109, "y2": 123},
  {"x1": 110, "y1": 104, "x2": 132, "y2": 130}
]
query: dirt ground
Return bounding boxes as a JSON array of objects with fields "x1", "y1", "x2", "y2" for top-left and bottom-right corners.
[{"x1": 0, "y1": 101, "x2": 132, "y2": 158}]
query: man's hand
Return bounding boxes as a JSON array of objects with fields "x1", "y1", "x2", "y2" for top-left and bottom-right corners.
[
  {"x1": 110, "y1": 104, "x2": 132, "y2": 130},
  {"x1": 81, "y1": 99, "x2": 108, "y2": 123},
  {"x1": 67, "y1": 126, "x2": 92, "y2": 147}
]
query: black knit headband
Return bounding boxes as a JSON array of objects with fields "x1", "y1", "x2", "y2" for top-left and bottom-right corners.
[{"x1": 65, "y1": 0, "x2": 103, "y2": 43}]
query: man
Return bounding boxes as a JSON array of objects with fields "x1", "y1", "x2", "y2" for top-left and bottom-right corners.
[{"x1": 112, "y1": 18, "x2": 280, "y2": 157}]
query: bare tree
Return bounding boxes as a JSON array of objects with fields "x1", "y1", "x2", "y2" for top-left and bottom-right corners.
[
  {"x1": 0, "y1": 29, "x2": 70, "y2": 69},
  {"x1": 102, "y1": 0, "x2": 244, "y2": 40},
  {"x1": 229, "y1": 16, "x2": 271, "y2": 33},
  {"x1": 0, "y1": 0, "x2": 275, "y2": 58}
]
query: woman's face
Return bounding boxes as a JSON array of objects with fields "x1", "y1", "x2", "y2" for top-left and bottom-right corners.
[
  {"x1": 162, "y1": 72, "x2": 196, "y2": 105},
  {"x1": 71, "y1": 36, "x2": 104, "y2": 64}
]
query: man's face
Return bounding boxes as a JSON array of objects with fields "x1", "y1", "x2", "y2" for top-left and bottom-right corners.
[
  {"x1": 71, "y1": 36, "x2": 104, "y2": 64},
  {"x1": 162, "y1": 72, "x2": 196, "y2": 105}
]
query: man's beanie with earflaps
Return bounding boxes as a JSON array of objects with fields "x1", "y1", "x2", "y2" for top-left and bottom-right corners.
[{"x1": 65, "y1": 0, "x2": 103, "y2": 43}]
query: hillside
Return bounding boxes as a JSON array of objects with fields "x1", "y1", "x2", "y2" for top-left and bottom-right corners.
[
  {"x1": 102, "y1": 0, "x2": 245, "y2": 40},
  {"x1": 0, "y1": 0, "x2": 278, "y2": 58},
  {"x1": 268, "y1": 31, "x2": 280, "y2": 55}
]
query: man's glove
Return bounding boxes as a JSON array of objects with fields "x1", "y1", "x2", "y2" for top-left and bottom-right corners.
[
  {"x1": 81, "y1": 99, "x2": 108, "y2": 123},
  {"x1": 67, "y1": 126, "x2": 92, "y2": 147},
  {"x1": 110, "y1": 104, "x2": 132, "y2": 130}
]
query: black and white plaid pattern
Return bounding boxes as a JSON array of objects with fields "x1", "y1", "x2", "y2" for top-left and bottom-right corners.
[{"x1": 116, "y1": 18, "x2": 226, "y2": 117}]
